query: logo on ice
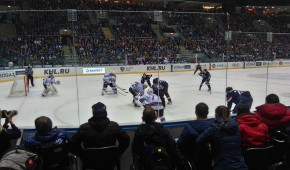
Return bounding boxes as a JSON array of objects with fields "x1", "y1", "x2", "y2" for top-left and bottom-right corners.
[
  {"x1": 147, "y1": 66, "x2": 166, "y2": 71},
  {"x1": 44, "y1": 69, "x2": 70, "y2": 75}
]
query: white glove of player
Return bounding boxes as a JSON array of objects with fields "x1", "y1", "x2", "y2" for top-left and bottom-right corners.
[{"x1": 134, "y1": 95, "x2": 140, "y2": 101}]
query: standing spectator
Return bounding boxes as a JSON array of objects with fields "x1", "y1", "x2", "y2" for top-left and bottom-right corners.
[
  {"x1": 132, "y1": 107, "x2": 188, "y2": 170},
  {"x1": 226, "y1": 87, "x2": 253, "y2": 114},
  {"x1": 194, "y1": 62, "x2": 202, "y2": 74},
  {"x1": 236, "y1": 103, "x2": 270, "y2": 151},
  {"x1": 178, "y1": 102, "x2": 214, "y2": 170},
  {"x1": 23, "y1": 116, "x2": 69, "y2": 152},
  {"x1": 25, "y1": 65, "x2": 34, "y2": 87},
  {"x1": 0, "y1": 110, "x2": 21, "y2": 158},
  {"x1": 255, "y1": 93, "x2": 290, "y2": 134},
  {"x1": 196, "y1": 105, "x2": 248, "y2": 170},
  {"x1": 70, "y1": 102, "x2": 130, "y2": 157}
]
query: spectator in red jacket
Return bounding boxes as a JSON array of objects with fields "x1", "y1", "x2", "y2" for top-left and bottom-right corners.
[
  {"x1": 255, "y1": 94, "x2": 290, "y2": 135},
  {"x1": 236, "y1": 103, "x2": 270, "y2": 150}
]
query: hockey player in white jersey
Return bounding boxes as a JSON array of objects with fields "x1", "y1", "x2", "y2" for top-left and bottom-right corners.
[
  {"x1": 42, "y1": 74, "x2": 58, "y2": 97},
  {"x1": 102, "y1": 73, "x2": 117, "y2": 95},
  {"x1": 129, "y1": 81, "x2": 148, "y2": 107},
  {"x1": 141, "y1": 88, "x2": 165, "y2": 122}
]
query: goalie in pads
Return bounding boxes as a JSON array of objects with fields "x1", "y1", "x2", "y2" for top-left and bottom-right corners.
[{"x1": 42, "y1": 74, "x2": 58, "y2": 97}]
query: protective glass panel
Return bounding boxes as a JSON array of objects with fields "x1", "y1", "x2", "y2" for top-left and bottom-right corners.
[
  {"x1": 267, "y1": 33, "x2": 290, "y2": 106},
  {"x1": 0, "y1": 8, "x2": 230, "y2": 128}
]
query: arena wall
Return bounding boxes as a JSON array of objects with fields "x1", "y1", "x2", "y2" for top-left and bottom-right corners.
[{"x1": 1, "y1": 60, "x2": 290, "y2": 82}]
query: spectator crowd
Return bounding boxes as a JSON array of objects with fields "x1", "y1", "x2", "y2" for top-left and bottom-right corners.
[{"x1": 0, "y1": 1, "x2": 289, "y2": 66}]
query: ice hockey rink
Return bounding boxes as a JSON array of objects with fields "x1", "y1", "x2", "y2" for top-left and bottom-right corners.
[{"x1": 0, "y1": 67, "x2": 290, "y2": 129}]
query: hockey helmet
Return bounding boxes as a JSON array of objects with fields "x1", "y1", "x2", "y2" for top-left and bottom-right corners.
[
  {"x1": 143, "y1": 82, "x2": 148, "y2": 88},
  {"x1": 153, "y1": 78, "x2": 159, "y2": 84},
  {"x1": 110, "y1": 76, "x2": 116, "y2": 81},
  {"x1": 226, "y1": 87, "x2": 233, "y2": 93},
  {"x1": 147, "y1": 88, "x2": 153, "y2": 94},
  {"x1": 204, "y1": 69, "x2": 208, "y2": 72}
]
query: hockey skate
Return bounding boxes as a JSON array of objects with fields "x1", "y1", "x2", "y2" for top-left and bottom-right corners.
[
  {"x1": 160, "y1": 116, "x2": 166, "y2": 122},
  {"x1": 101, "y1": 90, "x2": 105, "y2": 96},
  {"x1": 167, "y1": 101, "x2": 172, "y2": 105},
  {"x1": 208, "y1": 89, "x2": 212, "y2": 94}
]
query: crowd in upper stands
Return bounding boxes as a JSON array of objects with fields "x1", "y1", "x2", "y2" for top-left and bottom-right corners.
[{"x1": 0, "y1": 1, "x2": 289, "y2": 66}]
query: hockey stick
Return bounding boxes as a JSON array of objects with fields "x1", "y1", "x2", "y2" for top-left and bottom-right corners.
[
  {"x1": 117, "y1": 90, "x2": 126, "y2": 96},
  {"x1": 116, "y1": 85, "x2": 126, "y2": 91},
  {"x1": 116, "y1": 85, "x2": 128, "y2": 93}
]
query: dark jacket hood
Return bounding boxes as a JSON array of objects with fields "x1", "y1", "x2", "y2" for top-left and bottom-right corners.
[
  {"x1": 88, "y1": 117, "x2": 110, "y2": 132},
  {"x1": 134, "y1": 123, "x2": 166, "y2": 145},
  {"x1": 237, "y1": 113, "x2": 261, "y2": 127}
]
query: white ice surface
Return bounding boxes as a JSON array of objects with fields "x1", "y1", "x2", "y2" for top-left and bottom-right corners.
[{"x1": 0, "y1": 67, "x2": 289, "y2": 129}]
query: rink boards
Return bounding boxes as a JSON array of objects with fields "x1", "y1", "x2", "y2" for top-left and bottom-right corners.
[{"x1": 1, "y1": 60, "x2": 290, "y2": 82}]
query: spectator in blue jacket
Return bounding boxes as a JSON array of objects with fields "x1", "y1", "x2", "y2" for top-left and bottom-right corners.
[
  {"x1": 178, "y1": 102, "x2": 214, "y2": 170},
  {"x1": 23, "y1": 116, "x2": 69, "y2": 152},
  {"x1": 196, "y1": 105, "x2": 248, "y2": 170}
]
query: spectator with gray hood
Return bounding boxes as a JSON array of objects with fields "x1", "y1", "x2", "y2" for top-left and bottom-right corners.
[{"x1": 70, "y1": 102, "x2": 130, "y2": 156}]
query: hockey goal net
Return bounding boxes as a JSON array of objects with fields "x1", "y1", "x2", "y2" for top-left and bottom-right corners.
[{"x1": 9, "y1": 75, "x2": 29, "y2": 97}]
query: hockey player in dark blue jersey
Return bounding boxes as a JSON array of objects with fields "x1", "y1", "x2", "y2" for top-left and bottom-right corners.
[
  {"x1": 198, "y1": 69, "x2": 211, "y2": 93},
  {"x1": 140, "y1": 73, "x2": 152, "y2": 87},
  {"x1": 226, "y1": 87, "x2": 253, "y2": 114},
  {"x1": 152, "y1": 78, "x2": 172, "y2": 106}
]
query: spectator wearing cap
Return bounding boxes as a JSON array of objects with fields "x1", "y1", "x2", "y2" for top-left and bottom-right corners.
[
  {"x1": 255, "y1": 94, "x2": 290, "y2": 135},
  {"x1": 70, "y1": 102, "x2": 130, "y2": 156}
]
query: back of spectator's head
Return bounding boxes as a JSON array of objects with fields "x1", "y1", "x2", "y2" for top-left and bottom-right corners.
[
  {"x1": 35, "y1": 116, "x2": 52, "y2": 135},
  {"x1": 266, "y1": 94, "x2": 280, "y2": 104},
  {"x1": 237, "y1": 103, "x2": 251, "y2": 116},
  {"x1": 92, "y1": 102, "x2": 107, "y2": 118},
  {"x1": 142, "y1": 107, "x2": 157, "y2": 124},
  {"x1": 215, "y1": 105, "x2": 230, "y2": 122},
  {"x1": 195, "y1": 102, "x2": 209, "y2": 119}
]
